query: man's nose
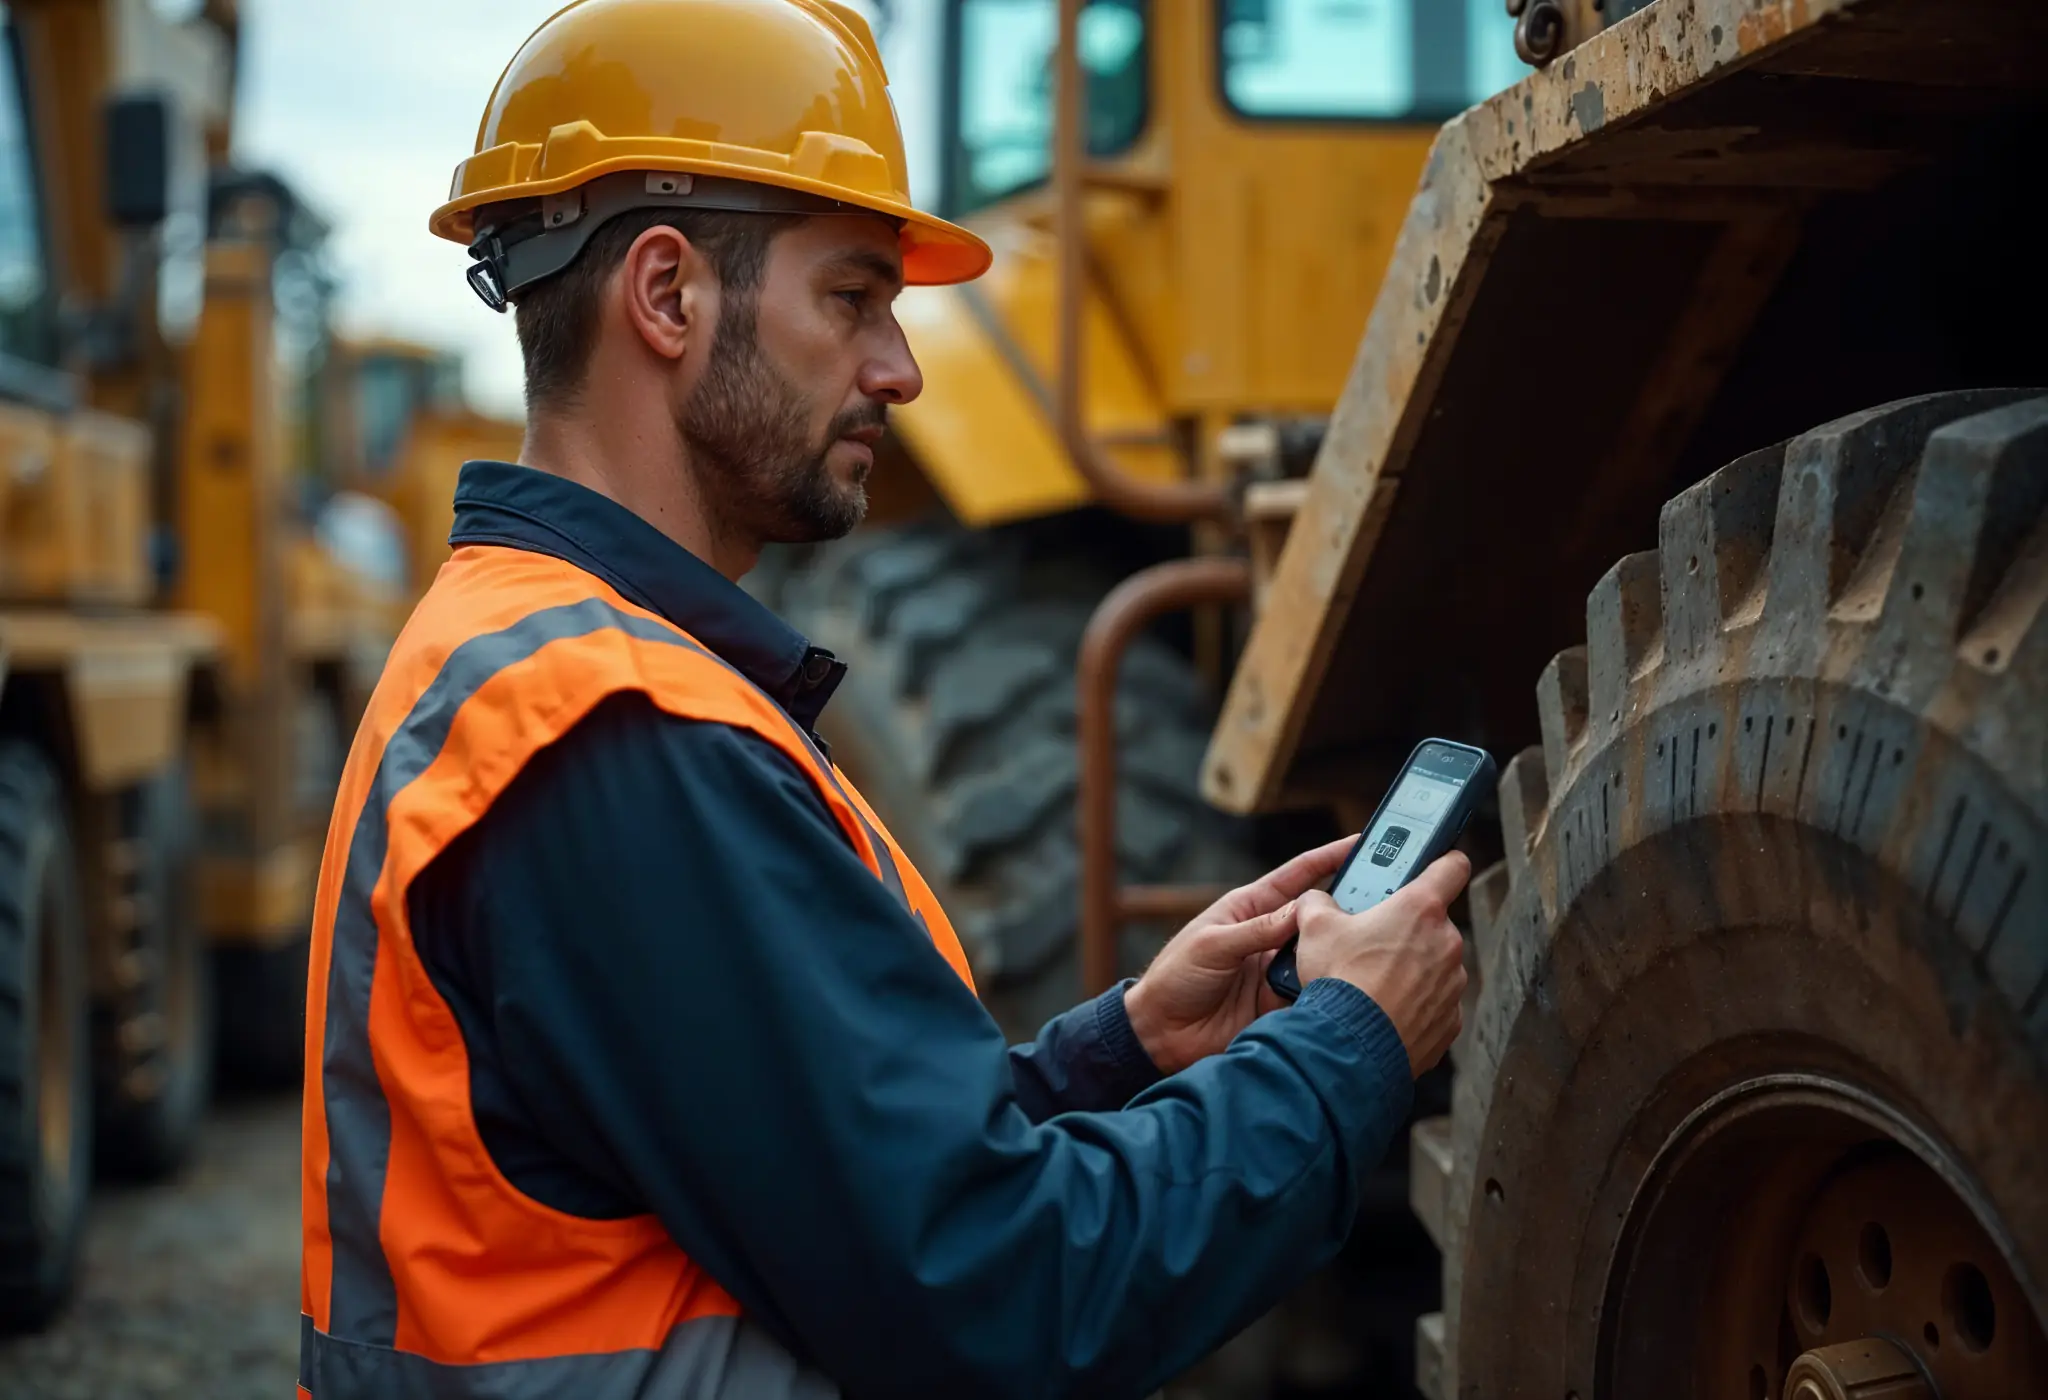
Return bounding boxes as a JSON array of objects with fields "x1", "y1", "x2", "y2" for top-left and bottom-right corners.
[{"x1": 859, "y1": 325, "x2": 923, "y2": 406}]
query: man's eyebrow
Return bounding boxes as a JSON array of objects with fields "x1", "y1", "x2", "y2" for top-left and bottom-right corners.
[{"x1": 822, "y1": 248, "x2": 905, "y2": 289}]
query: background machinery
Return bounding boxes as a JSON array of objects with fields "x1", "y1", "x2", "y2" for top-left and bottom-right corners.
[
  {"x1": 1199, "y1": 0, "x2": 2048, "y2": 1396},
  {"x1": 0, "y1": 0, "x2": 476, "y2": 1331}
]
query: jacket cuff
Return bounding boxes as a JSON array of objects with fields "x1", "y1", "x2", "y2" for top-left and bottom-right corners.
[
  {"x1": 1294, "y1": 978, "x2": 1414, "y2": 1106},
  {"x1": 1093, "y1": 978, "x2": 1165, "y2": 1101}
]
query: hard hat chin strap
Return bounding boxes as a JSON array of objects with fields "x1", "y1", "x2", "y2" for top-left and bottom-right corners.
[{"x1": 464, "y1": 170, "x2": 901, "y2": 312}]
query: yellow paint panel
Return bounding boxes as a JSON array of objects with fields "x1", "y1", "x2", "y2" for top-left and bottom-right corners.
[
  {"x1": 893, "y1": 285, "x2": 1081, "y2": 525},
  {"x1": 893, "y1": 235, "x2": 1178, "y2": 527}
]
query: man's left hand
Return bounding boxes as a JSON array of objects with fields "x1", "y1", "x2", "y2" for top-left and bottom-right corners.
[{"x1": 1121, "y1": 837, "x2": 1356, "y2": 1076}]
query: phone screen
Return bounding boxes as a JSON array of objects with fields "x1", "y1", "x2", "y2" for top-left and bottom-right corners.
[{"x1": 1332, "y1": 744, "x2": 1481, "y2": 914}]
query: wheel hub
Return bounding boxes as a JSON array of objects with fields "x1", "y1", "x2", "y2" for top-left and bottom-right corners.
[
  {"x1": 1785, "y1": 1339, "x2": 1928, "y2": 1400},
  {"x1": 1606, "y1": 1075, "x2": 2048, "y2": 1399}
]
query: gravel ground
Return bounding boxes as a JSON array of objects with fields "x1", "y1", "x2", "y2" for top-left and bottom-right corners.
[{"x1": 0, "y1": 1091, "x2": 302, "y2": 1400}]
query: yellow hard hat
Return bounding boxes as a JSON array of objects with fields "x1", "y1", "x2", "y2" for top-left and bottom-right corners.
[{"x1": 432, "y1": 0, "x2": 992, "y2": 309}]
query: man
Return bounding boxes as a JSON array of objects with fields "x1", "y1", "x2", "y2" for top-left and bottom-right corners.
[{"x1": 297, "y1": 3, "x2": 1470, "y2": 1398}]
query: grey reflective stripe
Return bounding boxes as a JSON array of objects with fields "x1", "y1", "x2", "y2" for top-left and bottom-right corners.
[
  {"x1": 319, "y1": 594, "x2": 917, "y2": 1346},
  {"x1": 323, "y1": 599, "x2": 662, "y2": 1342},
  {"x1": 300, "y1": 1312, "x2": 840, "y2": 1400}
]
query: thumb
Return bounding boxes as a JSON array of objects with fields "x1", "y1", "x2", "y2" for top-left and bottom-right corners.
[
  {"x1": 1208, "y1": 899, "x2": 1299, "y2": 960},
  {"x1": 1294, "y1": 888, "x2": 1341, "y2": 922}
]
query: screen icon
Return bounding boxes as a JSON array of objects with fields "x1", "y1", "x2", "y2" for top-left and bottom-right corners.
[{"x1": 1371, "y1": 826, "x2": 1411, "y2": 867}]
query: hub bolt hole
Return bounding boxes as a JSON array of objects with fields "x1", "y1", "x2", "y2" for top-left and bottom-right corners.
[
  {"x1": 1944, "y1": 1262, "x2": 1996, "y2": 1352},
  {"x1": 1924, "y1": 1321, "x2": 1940, "y2": 1350},
  {"x1": 1795, "y1": 1254, "x2": 1832, "y2": 1333},
  {"x1": 1485, "y1": 1177, "x2": 1504, "y2": 1204},
  {"x1": 1858, "y1": 1222, "x2": 1892, "y2": 1290}
]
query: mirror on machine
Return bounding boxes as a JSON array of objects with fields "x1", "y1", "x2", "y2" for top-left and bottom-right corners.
[{"x1": 102, "y1": 93, "x2": 173, "y2": 228}]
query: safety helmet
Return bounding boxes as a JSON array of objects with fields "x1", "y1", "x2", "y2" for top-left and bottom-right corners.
[{"x1": 432, "y1": 0, "x2": 992, "y2": 310}]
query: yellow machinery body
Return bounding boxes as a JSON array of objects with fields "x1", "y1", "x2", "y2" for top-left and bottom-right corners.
[
  {"x1": 313, "y1": 336, "x2": 526, "y2": 600},
  {"x1": 0, "y1": 0, "x2": 498, "y2": 1328},
  {"x1": 889, "y1": 1, "x2": 1453, "y2": 528}
]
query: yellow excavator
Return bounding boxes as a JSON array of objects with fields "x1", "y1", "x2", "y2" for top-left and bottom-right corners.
[{"x1": 0, "y1": 0, "x2": 475, "y2": 1330}]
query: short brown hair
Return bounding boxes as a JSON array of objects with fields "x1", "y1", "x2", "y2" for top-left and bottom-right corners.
[{"x1": 512, "y1": 207, "x2": 801, "y2": 411}]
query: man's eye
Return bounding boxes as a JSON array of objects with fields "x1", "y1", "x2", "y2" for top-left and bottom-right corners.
[{"x1": 836, "y1": 289, "x2": 868, "y2": 309}]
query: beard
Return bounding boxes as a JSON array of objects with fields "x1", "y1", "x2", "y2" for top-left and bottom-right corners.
[{"x1": 680, "y1": 293, "x2": 878, "y2": 546}]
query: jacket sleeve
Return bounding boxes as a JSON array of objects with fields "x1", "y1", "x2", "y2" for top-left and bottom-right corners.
[
  {"x1": 1005, "y1": 981, "x2": 1161, "y2": 1121},
  {"x1": 471, "y1": 694, "x2": 1416, "y2": 1400}
]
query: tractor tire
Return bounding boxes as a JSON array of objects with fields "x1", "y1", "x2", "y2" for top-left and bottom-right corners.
[
  {"x1": 778, "y1": 521, "x2": 1260, "y2": 1038},
  {"x1": 95, "y1": 761, "x2": 213, "y2": 1180},
  {"x1": 1416, "y1": 392, "x2": 2048, "y2": 1398},
  {"x1": 0, "y1": 740, "x2": 91, "y2": 1333}
]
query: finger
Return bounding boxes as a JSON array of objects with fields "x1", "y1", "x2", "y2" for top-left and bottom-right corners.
[
  {"x1": 1251, "y1": 837, "x2": 1359, "y2": 904},
  {"x1": 1404, "y1": 850, "x2": 1473, "y2": 908},
  {"x1": 1207, "y1": 900, "x2": 1300, "y2": 959},
  {"x1": 1293, "y1": 888, "x2": 1341, "y2": 924}
]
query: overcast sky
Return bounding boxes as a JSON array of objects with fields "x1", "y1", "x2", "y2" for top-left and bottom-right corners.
[{"x1": 232, "y1": 0, "x2": 919, "y2": 421}]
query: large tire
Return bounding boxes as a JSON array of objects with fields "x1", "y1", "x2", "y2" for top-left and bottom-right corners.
[
  {"x1": 1418, "y1": 393, "x2": 2048, "y2": 1398},
  {"x1": 0, "y1": 740, "x2": 91, "y2": 1333},
  {"x1": 95, "y1": 761, "x2": 214, "y2": 1179},
  {"x1": 779, "y1": 521, "x2": 1260, "y2": 1037}
]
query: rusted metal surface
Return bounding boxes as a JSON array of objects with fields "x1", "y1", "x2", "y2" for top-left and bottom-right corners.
[
  {"x1": 1052, "y1": 0, "x2": 1233, "y2": 527},
  {"x1": 1411, "y1": 392, "x2": 2048, "y2": 1397},
  {"x1": 1078, "y1": 557, "x2": 1250, "y2": 997},
  {"x1": 1201, "y1": 0, "x2": 2048, "y2": 815}
]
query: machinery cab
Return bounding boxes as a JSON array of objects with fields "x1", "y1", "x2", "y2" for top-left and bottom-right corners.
[{"x1": 879, "y1": 0, "x2": 1531, "y2": 527}]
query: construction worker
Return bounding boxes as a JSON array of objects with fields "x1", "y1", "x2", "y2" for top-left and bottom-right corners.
[{"x1": 297, "y1": 2, "x2": 1470, "y2": 1397}]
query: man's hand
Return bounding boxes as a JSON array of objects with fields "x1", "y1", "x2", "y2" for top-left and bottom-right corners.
[
  {"x1": 1293, "y1": 851, "x2": 1470, "y2": 1075},
  {"x1": 1122, "y1": 837, "x2": 1355, "y2": 1075}
]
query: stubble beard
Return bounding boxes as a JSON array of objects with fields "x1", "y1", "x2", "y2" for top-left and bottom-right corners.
[{"x1": 680, "y1": 293, "x2": 877, "y2": 546}]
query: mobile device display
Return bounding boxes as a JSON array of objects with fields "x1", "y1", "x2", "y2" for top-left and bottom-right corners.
[{"x1": 1266, "y1": 738, "x2": 1495, "y2": 1003}]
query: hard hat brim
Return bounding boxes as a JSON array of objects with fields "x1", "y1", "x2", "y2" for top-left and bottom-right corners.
[{"x1": 432, "y1": 158, "x2": 992, "y2": 287}]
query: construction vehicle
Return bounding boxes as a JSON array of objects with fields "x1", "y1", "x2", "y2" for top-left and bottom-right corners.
[
  {"x1": 308, "y1": 334, "x2": 524, "y2": 603},
  {"x1": 1194, "y1": 0, "x2": 2048, "y2": 1395},
  {"x1": 0, "y1": 0, "x2": 406, "y2": 1330}
]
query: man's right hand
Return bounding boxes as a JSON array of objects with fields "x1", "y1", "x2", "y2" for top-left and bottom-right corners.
[{"x1": 1292, "y1": 851, "x2": 1471, "y2": 1075}]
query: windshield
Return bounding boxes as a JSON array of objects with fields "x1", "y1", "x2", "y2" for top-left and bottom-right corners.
[
  {"x1": 944, "y1": 0, "x2": 1146, "y2": 218},
  {"x1": 0, "y1": 6, "x2": 56, "y2": 370},
  {"x1": 1219, "y1": 0, "x2": 1530, "y2": 121}
]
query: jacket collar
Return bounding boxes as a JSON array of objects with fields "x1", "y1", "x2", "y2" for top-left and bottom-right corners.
[{"x1": 446, "y1": 460, "x2": 846, "y2": 732}]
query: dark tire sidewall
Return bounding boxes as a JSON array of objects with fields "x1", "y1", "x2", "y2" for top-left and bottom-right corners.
[{"x1": 0, "y1": 741, "x2": 92, "y2": 1332}]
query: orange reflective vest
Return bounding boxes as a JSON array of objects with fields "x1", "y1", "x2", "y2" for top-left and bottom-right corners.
[{"x1": 299, "y1": 544, "x2": 974, "y2": 1398}]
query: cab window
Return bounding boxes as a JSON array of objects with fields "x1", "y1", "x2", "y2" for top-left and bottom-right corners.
[
  {"x1": 1219, "y1": 0, "x2": 1530, "y2": 122},
  {"x1": 943, "y1": 0, "x2": 1146, "y2": 218},
  {"x1": 0, "y1": 5, "x2": 57, "y2": 371}
]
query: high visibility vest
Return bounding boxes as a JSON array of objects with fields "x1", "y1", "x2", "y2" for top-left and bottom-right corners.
[{"x1": 299, "y1": 544, "x2": 975, "y2": 1399}]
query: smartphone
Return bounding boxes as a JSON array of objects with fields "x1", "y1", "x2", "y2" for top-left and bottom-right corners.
[{"x1": 1266, "y1": 738, "x2": 1496, "y2": 1003}]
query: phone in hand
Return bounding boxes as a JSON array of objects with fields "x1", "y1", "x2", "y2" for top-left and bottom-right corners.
[{"x1": 1266, "y1": 738, "x2": 1496, "y2": 1003}]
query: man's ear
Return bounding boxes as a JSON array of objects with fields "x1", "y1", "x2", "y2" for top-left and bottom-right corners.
[{"x1": 619, "y1": 225, "x2": 706, "y2": 363}]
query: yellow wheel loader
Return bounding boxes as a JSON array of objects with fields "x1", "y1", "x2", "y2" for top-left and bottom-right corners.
[
  {"x1": 1201, "y1": 1, "x2": 2048, "y2": 1394},
  {"x1": 0, "y1": 0, "x2": 432, "y2": 1330}
]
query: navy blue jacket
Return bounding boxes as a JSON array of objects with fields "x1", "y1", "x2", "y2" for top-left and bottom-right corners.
[{"x1": 408, "y1": 462, "x2": 1416, "y2": 1399}]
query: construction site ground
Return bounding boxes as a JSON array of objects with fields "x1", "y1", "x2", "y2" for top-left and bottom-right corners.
[{"x1": 0, "y1": 1093, "x2": 301, "y2": 1399}]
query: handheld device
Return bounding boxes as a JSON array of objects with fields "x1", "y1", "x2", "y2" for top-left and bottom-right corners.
[{"x1": 1266, "y1": 738, "x2": 1496, "y2": 1003}]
